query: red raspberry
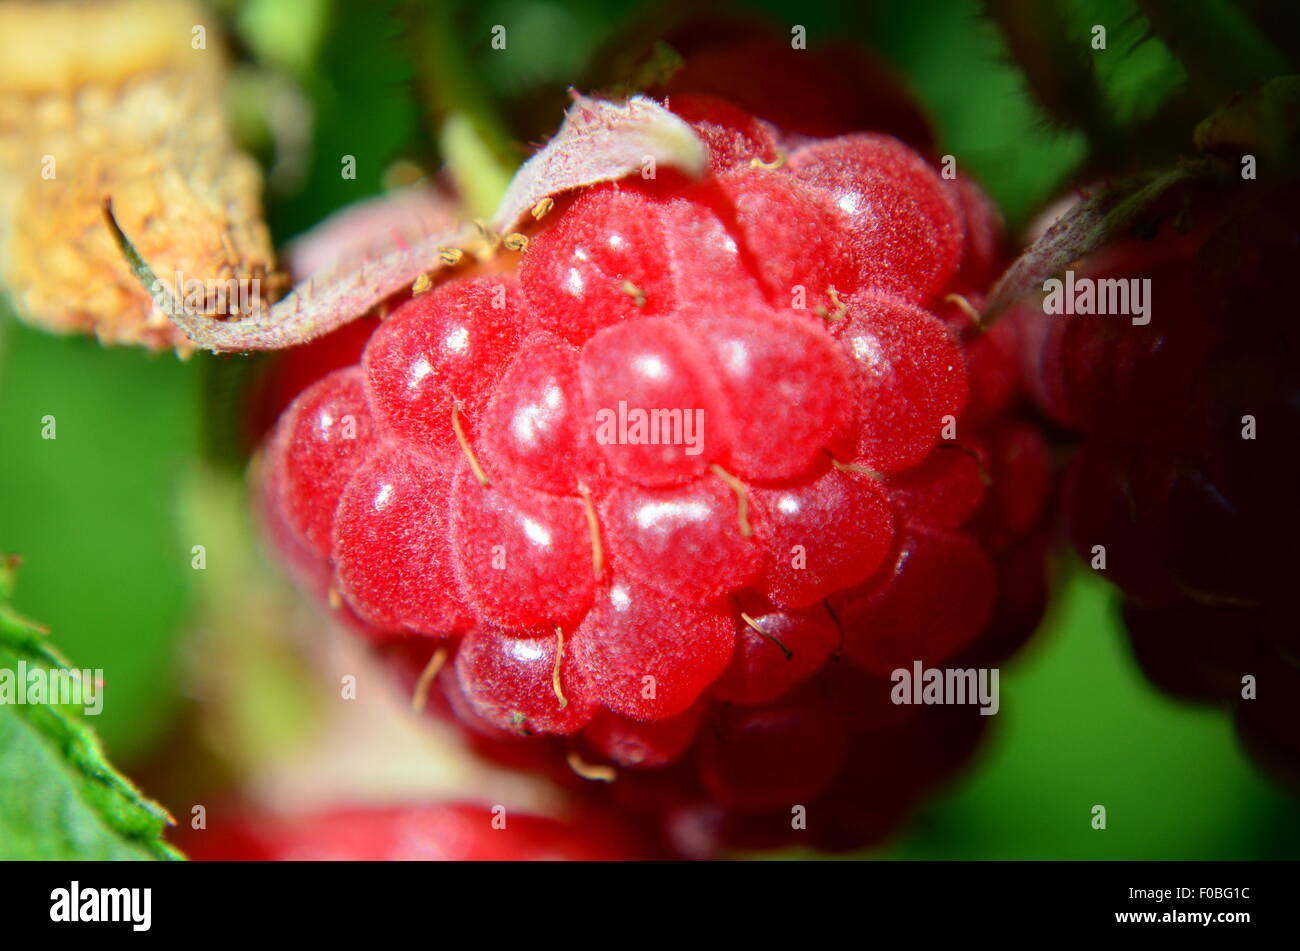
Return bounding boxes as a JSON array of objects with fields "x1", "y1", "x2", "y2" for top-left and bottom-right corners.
[
  {"x1": 268, "y1": 367, "x2": 377, "y2": 559},
  {"x1": 259, "y1": 92, "x2": 1049, "y2": 855},
  {"x1": 836, "y1": 291, "x2": 969, "y2": 472},
  {"x1": 662, "y1": 94, "x2": 781, "y2": 173},
  {"x1": 751, "y1": 468, "x2": 894, "y2": 609},
  {"x1": 185, "y1": 803, "x2": 647, "y2": 861}
]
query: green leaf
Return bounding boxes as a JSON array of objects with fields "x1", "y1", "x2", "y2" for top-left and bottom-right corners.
[
  {"x1": 0, "y1": 558, "x2": 182, "y2": 860},
  {"x1": 0, "y1": 320, "x2": 197, "y2": 760},
  {"x1": 985, "y1": 0, "x2": 1116, "y2": 144},
  {"x1": 1138, "y1": 0, "x2": 1292, "y2": 98}
]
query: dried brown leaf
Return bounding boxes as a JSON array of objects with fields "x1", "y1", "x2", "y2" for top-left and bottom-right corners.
[{"x1": 0, "y1": 0, "x2": 277, "y2": 354}]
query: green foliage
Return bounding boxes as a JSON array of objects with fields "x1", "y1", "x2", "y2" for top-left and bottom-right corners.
[
  {"x1": 886, "y1": 567, "x2": 1299, "y2": 860},
  {"x1": 0, "y1": 320, "x2": 199, "y2": 759},
  {"x1": 1068, "y1": 0, "x2": 1187, "y2": 126},
  {"x1": 0, "y1": 559, "x2": 180, "y2": 860},
  {"x1": 263, "y1": 0, "x2": 421, "y2": 242}
]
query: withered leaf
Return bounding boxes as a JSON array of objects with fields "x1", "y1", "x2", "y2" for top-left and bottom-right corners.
[{"x1": 0, "y1": 0, "x2": 276, "y2": 354}]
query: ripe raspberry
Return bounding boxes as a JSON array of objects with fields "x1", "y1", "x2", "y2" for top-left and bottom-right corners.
[
  {"x1": 259, "y1": 91, "x2": 1049, "y2": 855},
  {"x1": 185, "y1": 803, "x2": 646, "y2": 861},
  {"x1": 1014, "y1": 184, "x2": 1300, "y2": 791}
]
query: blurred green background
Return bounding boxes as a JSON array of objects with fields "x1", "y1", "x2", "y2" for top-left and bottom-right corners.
[{"x1": 1, "y1": 0, "x2": 1297, "y2": 859}]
